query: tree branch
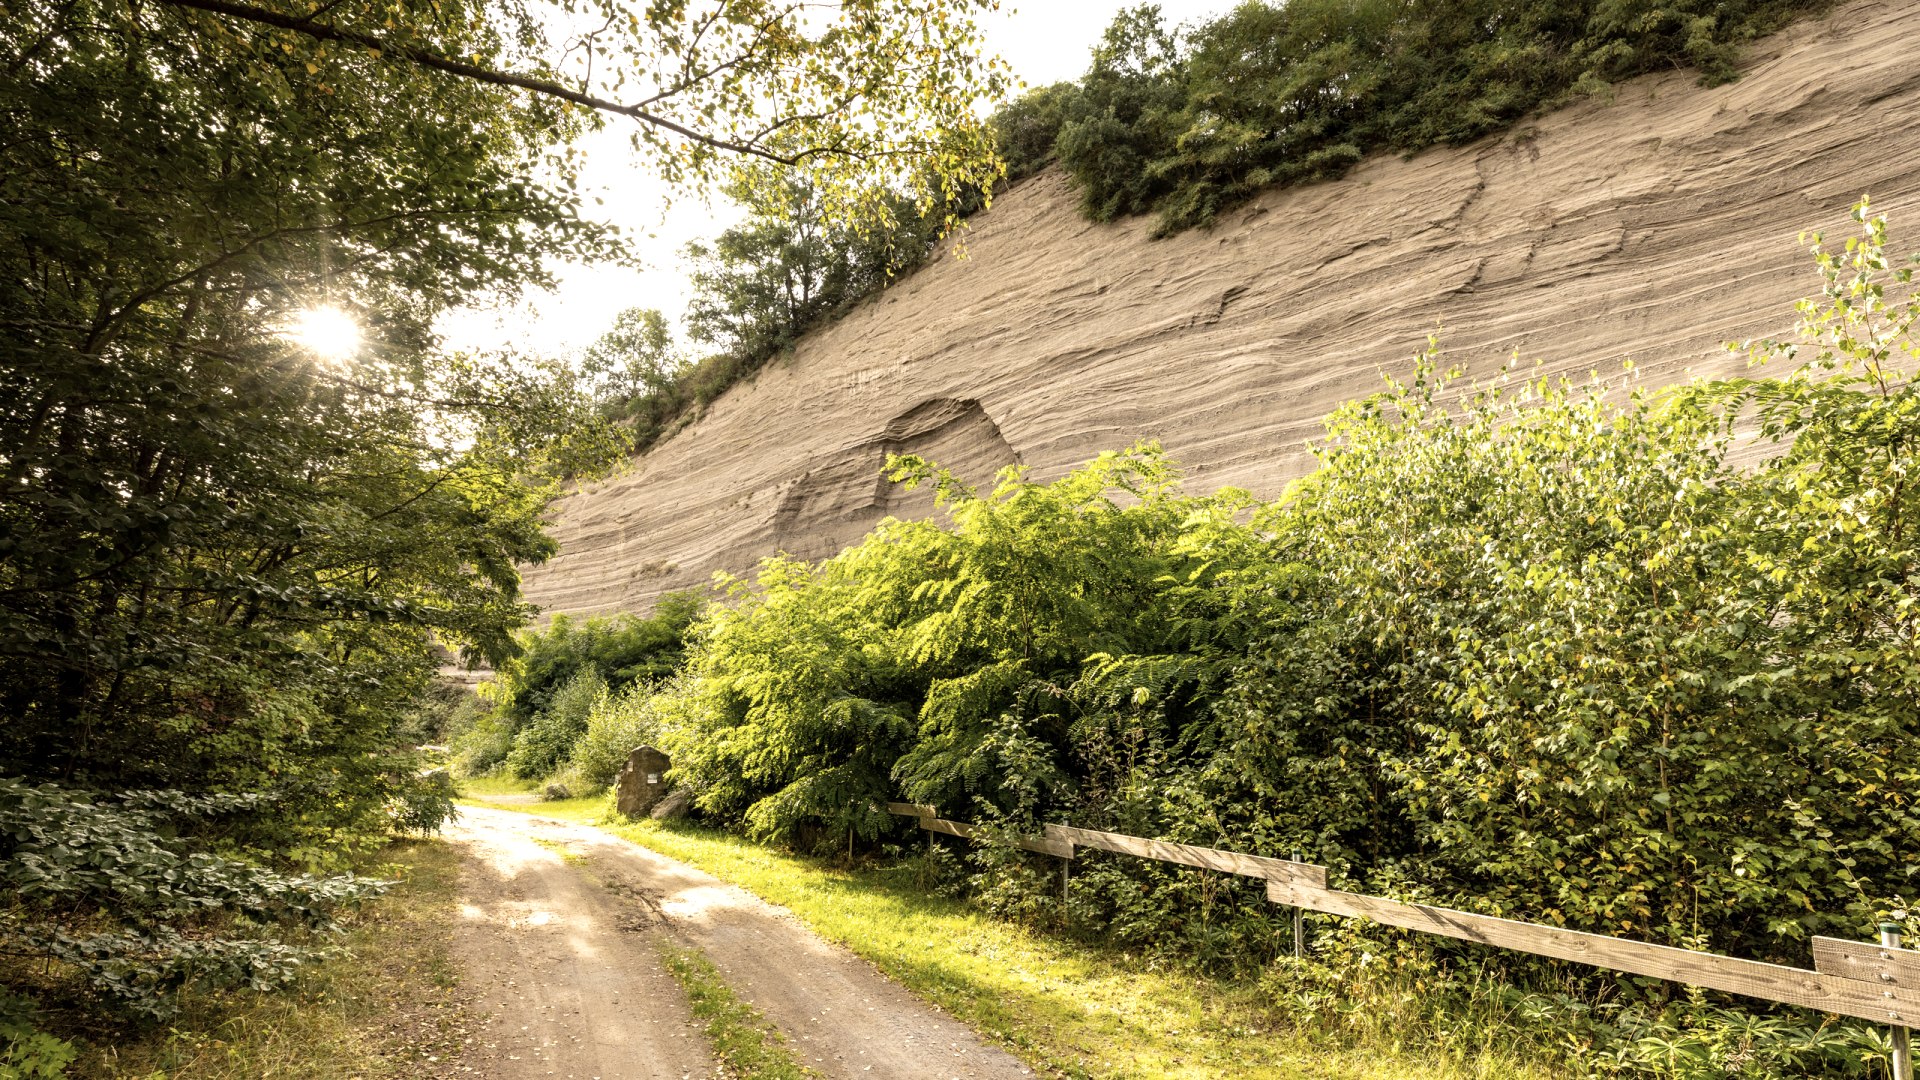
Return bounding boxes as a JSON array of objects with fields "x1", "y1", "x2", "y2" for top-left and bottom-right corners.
[{"x1": 153, "y1": 0, "x2": 834, "y2": 164}]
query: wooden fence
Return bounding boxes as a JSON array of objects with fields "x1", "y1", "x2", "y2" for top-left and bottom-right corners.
[{"x1": 884, "y1": 802, "x2": 1917, "y2": 1074}]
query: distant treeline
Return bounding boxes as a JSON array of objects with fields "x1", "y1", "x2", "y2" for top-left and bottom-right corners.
[{"x1": 595, "y1": 0, "x2": 1826, "y2": 449}]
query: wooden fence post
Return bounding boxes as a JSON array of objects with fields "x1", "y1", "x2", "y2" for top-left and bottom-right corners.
[
  {"x1": 1291, "y1": 852, "x2": 1305, "y2": 960},
  {"x1": 1887, "y1": 923, "x2": 1914, "y2": 1080}
]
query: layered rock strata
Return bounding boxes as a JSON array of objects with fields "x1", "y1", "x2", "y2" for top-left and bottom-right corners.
[{"x1": 525, "y1": 0, "x2": 1920, "y2": 619}]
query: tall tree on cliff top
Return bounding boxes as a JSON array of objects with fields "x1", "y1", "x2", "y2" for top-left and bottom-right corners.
[{"x1": 0, "y1": 0, "x2": 1008, "y2": 832}]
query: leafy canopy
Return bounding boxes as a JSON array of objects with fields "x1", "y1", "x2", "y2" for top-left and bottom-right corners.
[{"x1": 152, "y1": 0, "x2": 1012, "y2": 231}]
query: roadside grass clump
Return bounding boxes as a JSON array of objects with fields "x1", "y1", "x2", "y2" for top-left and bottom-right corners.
[
  {"x1": 659, "y1": 944, "x2": 820, "y2": 1080},
  {"x1": 457, "y1": 778, "x2": 606, "y2": 823},
  {"x1": 458, "y1": 774, "x2": 545, "y2": 798}
]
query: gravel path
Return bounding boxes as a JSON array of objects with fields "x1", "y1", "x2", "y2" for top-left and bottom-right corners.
[
  {"x1": 447, "y1": 807, "x2": 718, "y2": 1079},
  {"x1": 449, "y1": 804, "x2": 1034, "y2": 1080}
]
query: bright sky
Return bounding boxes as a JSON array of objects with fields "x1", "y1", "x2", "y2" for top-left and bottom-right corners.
[{"x1": 435, "y1": 1, "x2": 1234, "y2": 359}]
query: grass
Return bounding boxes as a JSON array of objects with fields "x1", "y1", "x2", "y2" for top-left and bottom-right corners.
[
  {"x1": 457, "y1": 782, "x2": 1560, "y2": 1080},
  {"x1": 659, "y1": 944, "x2": 821, "y2": 1080},
  {"x1": 530, "y1": 836, "x2": 589, "y2": 866},
  {"x1": 457, "y1": 774, "x2": 545, "y2": 797},
  {"x1": 69, "y1": 839, "x2": 471, "y2": 1079},
  {"x1": 457, "y1": 774, "x2": 604, "y2": 817}
]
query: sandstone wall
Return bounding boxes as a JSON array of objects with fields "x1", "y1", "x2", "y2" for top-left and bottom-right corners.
[{"x1": 523, "y1": 0, "x2": 1920, "y2": 619}]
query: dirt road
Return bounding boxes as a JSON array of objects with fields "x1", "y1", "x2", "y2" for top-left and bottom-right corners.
[
  {"x1": 446, "y1": 805, "x2": 1034, "y2": 1080},
  {"x1": 448, "y1": 807, "x2": 717, "y2": 1079}
]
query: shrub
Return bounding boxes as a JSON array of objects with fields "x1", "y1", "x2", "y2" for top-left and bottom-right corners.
[
  {"x1": 504, "y1": 665, "x2": 605, "y2": 781},
  {"x1": 463, "y1": 592, "x2": 704, "y2": 780},
  {"x1": 485, "y1": 595, "x2": 701, "y2": 728},
  {"x1": 0, "y1": 990, "x2": 74, "y2": 1079},
  {"x1": 991, "y1": 83, "x2": 1080, "y2": 182},
  {"x1": 0, "y1": 780, "x2": 386, "y2": 1022},
  {"x1": 661, "y1": 445, "x2": 1258, "y2": 849},
  {"x1": 448, "y1": 706, "x2": 516, "y2": 777},
  {"x1": 565, "y1": 679, "x2": 673, "y2": 790},
  {"x1": 391, "y1": 768, "x2": 458, "y2": 836}
]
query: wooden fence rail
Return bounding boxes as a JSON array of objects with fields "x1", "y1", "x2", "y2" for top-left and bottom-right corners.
[{"x1": 883, "y1": 803, "x2": 1919, "y2": 1036}]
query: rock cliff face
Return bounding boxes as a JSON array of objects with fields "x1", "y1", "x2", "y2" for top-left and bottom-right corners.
[{"x1": 524, "y1": 0, "x2": 1920, "y2": 620}]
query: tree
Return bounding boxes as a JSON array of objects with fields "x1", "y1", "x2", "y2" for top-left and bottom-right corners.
[
  {"x1": 582, "y1": 307, "x2": 683, "y2": 407},
  {"x1": 685, "y1": 169, "x2": 938, "y2": 361},
  {"x1": 143, "y1": 0, "x2": 1011, "y2": 230},
  {"x1": 0, "y1": 0, "x2": 1008, "y2": 836}
]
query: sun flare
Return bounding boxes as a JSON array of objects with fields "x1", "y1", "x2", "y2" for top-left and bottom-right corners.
[{"x1": 287, "y1": 306, "x2": 362, "y2": 362}]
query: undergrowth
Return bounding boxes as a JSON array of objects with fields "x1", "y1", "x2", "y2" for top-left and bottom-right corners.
[{"x1": 55, "y1": 840, "x2": 468, "y2": 1079}]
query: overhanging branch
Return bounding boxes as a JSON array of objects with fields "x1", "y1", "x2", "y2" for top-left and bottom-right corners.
[{"x1": 154, "y1": 0, "x2": 829, "y2": 164}]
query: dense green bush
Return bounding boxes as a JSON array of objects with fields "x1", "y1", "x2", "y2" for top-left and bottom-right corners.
[
  {"x1": 561, "y1": 678, "x2": 677, "y2": 790},
  {"x1": 454, "y1": 594, "x2": 702, "y2": 778},
  {"x1": 486, "y1": 595, "x2": 702, "y2": 728},
  {"x1": 661, "y1": 446, "x2": 1256, "y2": 848},
  {"x1": 504, "y1": 665, "x2": 605, "y2": 780},
  {"x1": 0, "y1": 781, "x2": 386, "y2": 1023},
  {"x1": 991, "y1": 82, "x2": 1081, "y2": 183},
  {"x1": 655, "y1": 207, "x2": 1918, "y2": 1065}
]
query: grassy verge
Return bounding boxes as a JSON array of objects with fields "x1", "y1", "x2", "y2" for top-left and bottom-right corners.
[
  {"x1": 458, "y1": 784, "x2": 1556, "y2": 1080},
  {"x1": 458, "y1": 774, "x2": 545, "y2": 797},
  {"x1": 72, "y1": 839, "x2": 469, "y2": 1079},
  {"x1": 458, "y1": 775, "x2": 603, "y2": 818},
  {"x1": 659, "y1": 944, "x2": 821, "y2": 1080}
]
